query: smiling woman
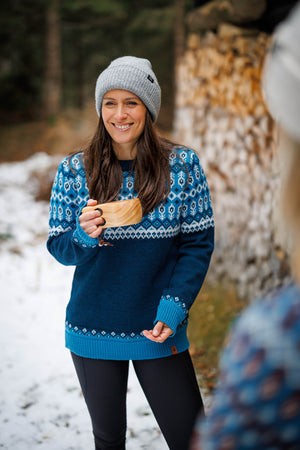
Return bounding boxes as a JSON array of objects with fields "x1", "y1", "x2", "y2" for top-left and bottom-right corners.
[
  {"x1": 101, "y1": 90, "x2": 146, "y2": 160},
  {"x1": 47, "y1": 56, "x2": 214, "y2": 450}
]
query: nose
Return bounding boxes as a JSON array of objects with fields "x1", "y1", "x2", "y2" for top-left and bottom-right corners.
[{"x1": 115, "y1": 104, "x2": 127, "y2": 121}]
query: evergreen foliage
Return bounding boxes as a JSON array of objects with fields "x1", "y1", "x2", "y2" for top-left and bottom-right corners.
[{"x1": 0, "y1": 0, "x2": 192, "y2": 129}]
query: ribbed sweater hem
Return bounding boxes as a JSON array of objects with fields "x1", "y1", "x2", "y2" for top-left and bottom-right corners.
[{"x1": 65, "y1": 325, "x2": 189, "y2": 360}]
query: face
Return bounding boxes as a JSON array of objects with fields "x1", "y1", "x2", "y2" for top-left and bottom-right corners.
[{"x1": 102, "y1": 89, "x2": 147, "y2": 158}]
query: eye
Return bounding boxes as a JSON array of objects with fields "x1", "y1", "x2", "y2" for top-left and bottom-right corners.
[{"x1": 127, "y1": 101, "x2": 138, "y2": 106}]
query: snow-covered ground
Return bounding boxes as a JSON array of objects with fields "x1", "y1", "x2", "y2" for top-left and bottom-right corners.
[{"x1": 0, "y1": 153, "x2": 170, "y2": 449}]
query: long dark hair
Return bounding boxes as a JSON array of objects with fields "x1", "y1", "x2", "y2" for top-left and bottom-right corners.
[{"x1": 82, "y1": 110, "x2": 175, "y2": 215}]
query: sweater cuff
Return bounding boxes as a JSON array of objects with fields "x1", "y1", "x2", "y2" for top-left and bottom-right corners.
[
  {"x1": 154, "y1": 295, "x2": 188, "y2": 336},
  {"x1": 72, "y1": 214, "x2": 99, "y2": 248}
]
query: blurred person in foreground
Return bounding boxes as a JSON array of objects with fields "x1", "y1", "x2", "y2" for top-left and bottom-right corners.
[{"x1": 191, "y1": 2, "x2": 300, "y2": 449}]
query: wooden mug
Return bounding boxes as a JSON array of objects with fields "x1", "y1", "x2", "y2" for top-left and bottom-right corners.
[{"x1": 81, "y1": 198, "x2": 142, "y2": 228}]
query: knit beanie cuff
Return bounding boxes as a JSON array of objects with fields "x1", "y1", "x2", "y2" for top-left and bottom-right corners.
[{"x1": 95, "y1": 56, "x2": 161, "y2": 122}]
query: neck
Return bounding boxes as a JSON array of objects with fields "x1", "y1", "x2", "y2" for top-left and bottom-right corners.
[{"x1": 113, "y1": 142, "x2": 137, "y2": 160}]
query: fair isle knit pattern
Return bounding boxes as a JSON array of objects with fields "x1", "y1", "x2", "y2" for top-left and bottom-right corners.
[
  {"x1": 194, "y1": 283, "x2": 300, "y2": 449},
  {"x1": 47, "y1": 147, "x2": 214, "y2": 360},
  {"x1": 49, "y1": 149, "x2": 213, "y2": 241}
]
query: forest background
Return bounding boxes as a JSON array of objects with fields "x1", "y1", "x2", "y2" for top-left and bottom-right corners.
[
  {"x1": 1, "y1": 0, "x2": 297, "y2": 395},
  {"x1": 1, "y1": 0, "x2": 225, "y2": 390},
  {"x1": 0, "y1": 0, "x2": 195, "y2": 147},
  {"x1": 0, "y1": 0, "x2": 242, "y2": 395}
]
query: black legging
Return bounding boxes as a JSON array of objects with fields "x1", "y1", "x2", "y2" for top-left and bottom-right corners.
[{"x1": 71, "y1": 350, "x2": 203, "y2": 450}]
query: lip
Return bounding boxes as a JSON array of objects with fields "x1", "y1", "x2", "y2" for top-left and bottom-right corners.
[{"x1": 113, "y1": 123, "x2": 133, "y2": 131}]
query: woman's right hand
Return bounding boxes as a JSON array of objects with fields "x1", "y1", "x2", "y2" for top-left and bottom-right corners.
[{"x1": 79, "y1": 199, "x2": 105, "y2": 239}]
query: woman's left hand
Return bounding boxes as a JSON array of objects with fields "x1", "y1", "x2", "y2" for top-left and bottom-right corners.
[{"x1": 143, "y1": 321, "x2": 173, "y2": 343}]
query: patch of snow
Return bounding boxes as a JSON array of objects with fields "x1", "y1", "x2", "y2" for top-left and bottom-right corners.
[{"x1": 0, "y1": 154, "x2": 169, "y2": 449}]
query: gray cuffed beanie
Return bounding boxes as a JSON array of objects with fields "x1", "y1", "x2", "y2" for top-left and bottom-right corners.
[
  {"x1": 95, "y1": 56, "x2": 161, "y2": 122},
  {"x1": 263, "y1": 2, "x2": 300, "y2": 142}
]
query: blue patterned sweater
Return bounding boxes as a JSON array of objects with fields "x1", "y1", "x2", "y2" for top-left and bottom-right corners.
[
  {"x1": 192, "y1": 283, "x2": 300, "y2": 449},
  {"x1": 47, "y1": 147, "x2": 214, "y2": 360}
]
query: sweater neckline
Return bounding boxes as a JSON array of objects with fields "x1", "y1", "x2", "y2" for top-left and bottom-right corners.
[{"x1": 119, "y1": 160, "x2": 134, "y2": 171}]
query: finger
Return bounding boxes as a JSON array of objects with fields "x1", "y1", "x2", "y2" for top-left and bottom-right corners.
[
  {"x1": 152, "y1": 321, "x2": 164, "y2": 337},
  {"x1": 80, "y1": 215, "x2": 104, "y2": 235},
  {"x1": 161, "y1": 327, "x2": 173, "y2": 340},
  {"x1": 87, "y1": 198, "x2": 98, "y2": 206},
  {"x1": 79, "y1": 209, "x2": 102, "y2": 224},
  {"x1": 143, "y1": 329, "x2": 167, "y2": 343},
  {"x1": 94, "y1": 216, "x2": 105, "y2": 226},
  {"x1": 142, "y1": 330, "x2": 158, "y2": 342},
  {"x1": 89, "y1": 226, "x2": 104, "y2": 239},
  {"x1": 80, "y1": 199, "x2": 99, "y2": 219}
]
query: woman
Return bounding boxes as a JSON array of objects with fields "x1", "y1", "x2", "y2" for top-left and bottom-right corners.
[
  {"x1": 47, "y1": 56, "x2": 214, "y2": 450},
  {"x1": 192, "y1": 3, "x2": 300, "y2": 449}
]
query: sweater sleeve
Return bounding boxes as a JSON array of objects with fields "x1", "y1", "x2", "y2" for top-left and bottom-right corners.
[
  {"x1": 46, "y1": 155, "x2": 100, "y2": 266},
  {"x1": 154, "y1": 150, "x2": 214, "y2": 334}
]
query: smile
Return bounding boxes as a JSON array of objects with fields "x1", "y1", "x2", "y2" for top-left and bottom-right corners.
[{"x1": 113, "y1": 124, "x2": 132, "y2": 131}]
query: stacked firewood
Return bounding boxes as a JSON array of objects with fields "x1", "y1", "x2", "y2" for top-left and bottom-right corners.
[
  {"x1": 176, "y1": 25, "x2": 269, "y2": 116},
  {"x1": 173, "y1": 24, "x2": 291, "y2": 299}
]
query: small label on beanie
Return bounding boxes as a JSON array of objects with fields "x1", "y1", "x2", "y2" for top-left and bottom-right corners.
[{"x1": 147, "y1": 74, "x2": 154, "y2": 83}]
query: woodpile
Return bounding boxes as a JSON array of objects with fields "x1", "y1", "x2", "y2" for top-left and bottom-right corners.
[
  {"x1": 173, "y1": 24, "x2": 291, "y2": 299},
  {"x1": 176, "y1": 25, "x2": 269, "y2": 117}
]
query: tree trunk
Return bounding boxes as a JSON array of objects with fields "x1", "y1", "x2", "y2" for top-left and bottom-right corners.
[
  {"x1": 174, "y1": 0, "x2": 185, "y2": 64},
  {"x1": 44, "y1": 0, "x2": 62, "y2": 118},
  {"x1": 174, "y1": 0, "x2": 185, "y2": 101},
  {"x1": 75, "y1": 29, "x2": 84, "y2": 109}
]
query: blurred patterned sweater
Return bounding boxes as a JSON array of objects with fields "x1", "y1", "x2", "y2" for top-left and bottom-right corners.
[
  {"x1": 192, "y1": 282, "x2": 300, "y2": 449},
  {"x1": 47, "y1": 147, "x2": 214, "y2": 361}
]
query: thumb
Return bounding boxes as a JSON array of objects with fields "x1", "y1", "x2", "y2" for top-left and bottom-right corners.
[
  {"x1": 152, "y1": 321, "x2": 164, "y2": 337},
  {"x1": 87, "y1": 198, "x2": 98, "y2": 206}
]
